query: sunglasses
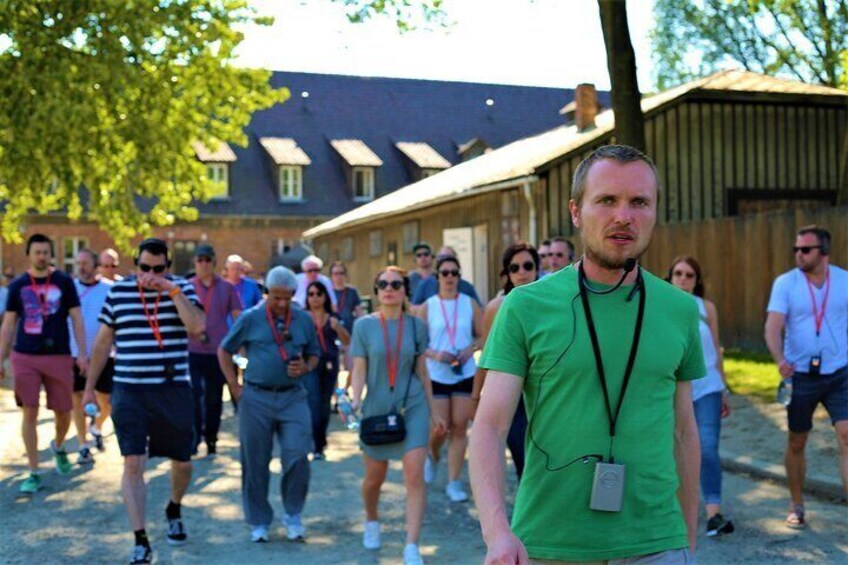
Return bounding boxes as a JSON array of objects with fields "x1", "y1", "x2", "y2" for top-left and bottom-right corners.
[
  {"x1": 793, "y1": 245, "x2": 821, "y2": 254},
  {"x1": 416, "y1": 252, "x2": 431, "y2": 258},
  {"x1": 377, "y1": 280, "x2": 404, "y2": 291},
  {"x1": 308, "y1": 291, "x2": 324, "y2": 297},
  {"x1": 672, "y1": 270, "x2": 695, "y2": 279},
  {"x1": 508, "y1": 261, "x2": 536, "y2": 274},
  {"x1": 439, "y1": 269, "x2": 460, "y2": 278},
  {"x1": 195, "y1": 256, "x2": 213, "y2": 263},
  {"x1": 539, "y1": 253, "x2": 549, "y2": 258},
  {"x1": 138, "y1": 264, "x2": 167, "y2": 273}
]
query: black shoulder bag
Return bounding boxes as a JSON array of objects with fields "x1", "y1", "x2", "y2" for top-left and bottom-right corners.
[{"x1": 360, "y1": 316, "x2": 419, "y2": 446}]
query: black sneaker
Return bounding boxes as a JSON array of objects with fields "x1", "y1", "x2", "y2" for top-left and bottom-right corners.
[
  {"x1": 129, "y1": 544, "x2": 152, "y2": 564},
  {"x1": 91, "y1": 428, "x2": 105, "y2": 452},
  {"x1": 706, "y1": 513, "x2": 735, "y2": 537},
  {"x1": 207, "y1": 442, "x2": 217, "y2": 456},
  {"x1": 166, "y1": 517, "x2": 187, "y2": 546}
]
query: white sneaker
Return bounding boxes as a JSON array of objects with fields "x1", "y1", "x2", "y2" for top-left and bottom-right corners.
[
  {"x1": 403, "y1": 543, "x2": 424, "y2": 565},
  {"x1": 251, "y1": 524, "x2": 269, "y2": 542},
  {"x1": 446, "y1": 480, "x2": 469, "y2": 502},
  {"x1": 424, "y1": 455, "x2": 436, "y2": 485},
  {"x1": 283, "y1": 513, "x2": 306, "y2": 541},
  {"x1": 362, "y1": 520, "x2": 381, "y2": 549}
]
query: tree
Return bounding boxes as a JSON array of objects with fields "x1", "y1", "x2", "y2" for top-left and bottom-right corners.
[
  {"x1": 0, "y1": 1, "x2": 287, "y2": 251},
  {"x1": 651, "y1": 0, "x2": 848, "y2": 90}
]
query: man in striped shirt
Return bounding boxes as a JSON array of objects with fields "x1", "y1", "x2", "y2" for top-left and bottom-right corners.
[{"x1": 83, "y1": 238, "x2": 205, "y2": 565}]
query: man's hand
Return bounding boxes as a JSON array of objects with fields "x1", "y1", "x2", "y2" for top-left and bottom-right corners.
[
  {"x1": 720, "y1": 391, "x2": 732, "y2": 418},
  {"x1": 778, "y1": 359, "x2": 795, "y2": 379},
  {"x1": 76, "y1": 355, "x2": 89, "y2": 376},
  {"x1": 484, "y1": 531, "x2": 529, "y2": 565},
  {"x1": 228, "y1": 381, "x2": 243, "y2": 402},
  {"x1": 287, "y1": 357, "x2": 308, "y2": 378},
  {"x1": 138, "y1": 273, "x2": 175, "y2": 293}
]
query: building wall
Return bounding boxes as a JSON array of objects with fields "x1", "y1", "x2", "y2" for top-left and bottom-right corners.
[
  {"x1": 543, "y1": 96, "x2": 848, "y2": 236},
  {"x1": 0, "y1": 215, "x2": 324, "y2": 278}
]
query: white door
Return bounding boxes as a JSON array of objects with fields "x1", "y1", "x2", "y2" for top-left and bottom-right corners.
[
  {"x1": 473, "y1": 224, "x2": 489, "y2": 303},
  {"x1": 442, "y1": 226, "x2": 489, "y2": 303}
]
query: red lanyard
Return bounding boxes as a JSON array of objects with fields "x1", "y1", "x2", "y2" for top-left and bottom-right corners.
[
  {"x1": 438, "y1": 296, "x2": 459, "y2": 350},
  {"x1": 137, "y1": 282, "x2": 164, "y2": 349},
  {"x1": 193, "y1": 277, "x2": 216, "y2": 314},
  {"x1": 804, "y1": 269, "x2": 830, "y2": 337},
  {"x1": 265, "y1": 304, "x2": 292, "y2": 362},
  {"x1": 28, "y1": 269, "x2": 53, "y2": 316},
  {"x1": 380, "y1": 312, "x2": 405, "y2": 389},
  {"x1": 311, "y1": 312, "x2": 329, "y2": 354}
]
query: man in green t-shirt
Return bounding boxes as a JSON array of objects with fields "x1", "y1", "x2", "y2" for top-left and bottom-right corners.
[{"x1": 470, "y1": 145, "x2": 704, "y2": 564}]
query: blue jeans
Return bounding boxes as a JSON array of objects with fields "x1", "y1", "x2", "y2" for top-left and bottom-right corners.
[{"x1": 693, "y1": 391, "x2": 722, "y2": 505}]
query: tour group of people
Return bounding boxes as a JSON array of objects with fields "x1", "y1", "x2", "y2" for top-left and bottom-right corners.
[{"x1": 1, "y1": 145, "x2": 845, "y2": 565}]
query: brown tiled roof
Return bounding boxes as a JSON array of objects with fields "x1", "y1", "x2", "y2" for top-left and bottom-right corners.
[
  {"x1": 395, "y1": 142, "x2": 451, "y2": 169},
  {"x1": 330, "y1": 139, "x2": 384, "y2": 167},
  {"x1": 192, "y1": 140, "x2": 237, "y2": 163},
  {"x1": 259, "y1": 137, "x2": 312, "y2": 166}
]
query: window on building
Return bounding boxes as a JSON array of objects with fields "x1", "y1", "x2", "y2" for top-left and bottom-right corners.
[
  {"x1": 206, "y1": 163, "x2": 229, "y2": 199},
  {"x1": 352, "y1": 167, "x2": 375, "y2": 201},
  {"x1": 402, "y1": 221, "x2": 419, "y2": 254},
  {"x1": 369, "y1": 230, "x2": 383, "y2": 257},
  {"x1": 62, "y1": 237, "x2": 89, "y2": 274},
  {"x1": 279, "y1": 166, "x2": 303, "y2": 201},
  {"x1": 342, "y1": 237, "x2": 354, "y2": 262}
]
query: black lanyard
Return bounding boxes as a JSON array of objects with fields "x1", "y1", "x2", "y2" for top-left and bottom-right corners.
[{"x1": 578, "y1": 263, "x2": 646, "y2": 461}]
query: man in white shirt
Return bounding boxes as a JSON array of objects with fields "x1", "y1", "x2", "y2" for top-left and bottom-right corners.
[{"x1": 294, "y1": 255, "x2": 337, "y2": 309}]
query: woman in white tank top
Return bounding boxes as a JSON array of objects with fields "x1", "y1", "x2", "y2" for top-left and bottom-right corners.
[
  {"x1": 417, "y1": 255, "x2": 482, "y2": 503},
  {"x1": 668, "y1": 256, "x2": 735, "y2": 538}
]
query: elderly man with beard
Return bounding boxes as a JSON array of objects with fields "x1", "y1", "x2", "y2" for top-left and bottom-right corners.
[{"x1": 470, "y1": 145, "x2": 703, "y2": 565}]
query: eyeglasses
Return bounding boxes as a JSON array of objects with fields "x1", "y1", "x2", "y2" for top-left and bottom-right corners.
[
  {"x1": 305, "y1": 268, "x2": 320, "y2": 273},
  {"x1": 377, "y1": 280, "x2": 404, "y2": 290},
  {"x1": 416, "y1": 252, "x2": 431, "y2": 258},
  {"x1": 195, "y1": 256, "x2": 213, "y2": 263},
  {"x1": 331, "y1": 271, "x2": 345, "y2": 276},
  {"x1": 307, "y1": 291, "x2": 324, "y2": 297},
  {"x1": 793, "y1": 245, "x2": 822, "y2": 254},
  {"x1": 508, "y1": 261, "x2": 536, "y2": 274},
  {"x1": 672, "y1": 270, "x2": 695, "y2": 279},
  {"x1": 439, "y1": 269, "x2": 460, "y2": 278},
  {"x1": 539, "y1": 253, "x2": 549, "y2": 258},
  {"x1": 138, "y1": 264, "x2": 167, "y2": 273}
]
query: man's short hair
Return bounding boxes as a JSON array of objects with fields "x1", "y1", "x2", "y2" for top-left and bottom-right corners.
[
  {"x1": 136, "y1": 238, "x2": 170, "y2": 264},
  {"x1": 571, "y1": 145, "x2": 660, "y2": 207},
  {"x1": 25, "y1": 233, "x2": 54, "y2": 256},
  {"x1": 101, "y1": 248, "x2": 120, "y2": 265},
  {"x1": 225, "y1": 254, "x2": 244, "y2": 266},
  {"x1": 413, "y1": 242, "x2": 431, "y2": 254},
  {"x1": 550, "y1": 236, "x2": 575, "y2": 261},
  {"x1": 78, "y1": 248, "x2": 99, "y2": 266},
  {"x1": 541, "y1": 239, "x2": 551, "y2": 247},
  {"x1": 301, "y1": 255, "x2": 323, "y2": 270},
  {"x1": 797, "y1": 225, "x2": 831, "y2": 255},
  {"x1": 265, "y1": 266, "x2": 298, "y2": 290}
]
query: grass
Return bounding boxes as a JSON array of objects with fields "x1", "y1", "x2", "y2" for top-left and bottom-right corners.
[{"x1": 723, "y1": 349, "x2": 780, "y2": 402}]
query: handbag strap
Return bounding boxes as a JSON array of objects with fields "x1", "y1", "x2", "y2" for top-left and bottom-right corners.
[{"x1": 392, "y1": 314, "x2": 418, "y2": 414}]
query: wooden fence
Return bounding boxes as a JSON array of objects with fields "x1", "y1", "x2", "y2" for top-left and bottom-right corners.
[{"x1": 640, "y1": 206, "x2": 848, "y2": 350}]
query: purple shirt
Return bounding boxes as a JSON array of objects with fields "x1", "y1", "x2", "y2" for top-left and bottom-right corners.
[{"x1": 188, "y1": 275, "x2": 242, "y2": 355}]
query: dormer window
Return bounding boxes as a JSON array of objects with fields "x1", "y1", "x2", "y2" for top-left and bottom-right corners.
[
  {"x1": 330, "y1": 139, "x2": 383, "y2": 202},
  {"x1": 193, "y1": 139, "x2": 237, "y2": 199},
  {"x1": 457, "y1": 138, "x2": 491, "y2": 162},
  {"x1": 259, "y1": 137, "x2": 312, "y2": 203},
  {"x1": 395, "y1": 142, "x2": 450, "y2": 182},
  {"x1": 206, "y1": 163, "x2": 229, "y2": 199}
]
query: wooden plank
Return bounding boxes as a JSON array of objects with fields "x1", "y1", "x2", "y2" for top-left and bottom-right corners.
[{"x1": 667, "y1": 105, "x2": 680, "y2": 222}]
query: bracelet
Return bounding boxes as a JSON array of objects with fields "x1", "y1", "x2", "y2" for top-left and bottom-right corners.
[{"x1": 168, "y1": 286, "x2": 181, "y2": 298}]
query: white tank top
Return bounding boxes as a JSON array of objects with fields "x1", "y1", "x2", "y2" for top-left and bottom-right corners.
[
  {"x1": 425, "y1": 293, "x2": 477, "y2": 384},
  {"x1": 692, "y1": 296, "x2": 725, "y2": 402}
]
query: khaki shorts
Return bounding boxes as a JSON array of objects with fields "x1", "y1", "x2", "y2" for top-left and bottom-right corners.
[{"x1": 530, "y1": 548, "x2": 694, "y2": 565}]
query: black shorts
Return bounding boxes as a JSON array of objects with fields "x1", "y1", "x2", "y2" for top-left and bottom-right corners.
[
  {"x1": 111, "y1": 383, "x2": 194, "y2": 461},
  {"x1": 787, "y1": 366, "x2": 848, "y2": 433},
  {"x1": 431, "y1": 377, "x2": 474, "y2": 399},
  {"x1": 73, "y1": 358, "x2": 116, "y2": 394}
]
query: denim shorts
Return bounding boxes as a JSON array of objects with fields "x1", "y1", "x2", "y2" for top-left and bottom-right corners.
[
  {"x1": 787, "y1": 365, "x2": 848, "y2": 433},
  {"x1": 111, "y1": 383, "x2": 194, "y2": 461}
]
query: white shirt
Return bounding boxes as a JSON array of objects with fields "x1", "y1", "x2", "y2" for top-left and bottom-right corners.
[{"x1": 294, "y1": 273, "x2": 338, "y2": 309}]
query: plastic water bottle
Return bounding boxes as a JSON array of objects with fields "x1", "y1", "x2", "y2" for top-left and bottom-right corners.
[
  {"x1": 84, "y1": 402, "x2": 99, "y2": 418},
  {"x1": 232, "y1": 354, "x2": 249, "y2": 370},
  {"x1": 777, "y1": 378, "x2": 793, "y2": 406},
  {"x1": 335, "y1": 387, "x2": 359, "y2": 430}
]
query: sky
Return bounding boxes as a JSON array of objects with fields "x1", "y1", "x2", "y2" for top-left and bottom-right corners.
[{"x1": 234, "y1": 0, "x2": 660, "y2": 91}]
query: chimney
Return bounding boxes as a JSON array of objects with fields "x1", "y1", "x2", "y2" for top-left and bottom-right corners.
[{"x1": 574, "y1": 83, "x2": 598, "y2": 131}]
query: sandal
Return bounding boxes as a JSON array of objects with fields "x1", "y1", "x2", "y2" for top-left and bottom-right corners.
[{"x1": 785, "y1": 505, "x2": 806, "y2": 529}]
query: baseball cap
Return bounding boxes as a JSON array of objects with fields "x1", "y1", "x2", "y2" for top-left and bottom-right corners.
[
  {"x1": 413, "y1": 242, "x2": 431, "y2": 254},
  {"x1": 193, "y1": 243, "x2": 216, "y2": 258}
]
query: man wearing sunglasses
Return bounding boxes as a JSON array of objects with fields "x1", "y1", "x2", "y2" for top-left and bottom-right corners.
[
  {"x1": 294, "y1": 255, "x2": 337, "y2": 309},
  {"x1": 765, "y1": 225, "x2": 848, "y2": 530},
  {"x1": 82, "y1": 238, "x2": 205, "y2": 564},
  {"x1": 409, "y1": 242, "x2": 434, "y2": 296},
  {"x1": 188, "y1": 244, "x2": 242, "y2": 457},
  {"x1": 410, "y1": 246, "x2": 482, "y2": 308}
]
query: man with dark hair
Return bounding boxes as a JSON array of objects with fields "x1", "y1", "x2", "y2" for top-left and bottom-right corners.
[
  {"x1": 471, "y1": 145, "x2": 702, "y2": 563},
  {"x1": 765, "y1": 225, "x2": 847, "y2": 529},
  {"x1": 409, "y1": 242, "x2": 434, "y2": 296},
  {"x1": 83, "y1": 238, "x2": 205, "y2": 564},
  {"x1": 0, "y1": 233, "x2": 88, "y2": 493},
  {"x1": 548, "y1": 236, "x2": 575, "y2": 273},
  {"x1": 538, "y1": 239, "x2": 552, "y2": 276}
]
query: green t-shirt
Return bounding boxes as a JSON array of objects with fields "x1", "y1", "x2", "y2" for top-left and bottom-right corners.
[{"x1": 480, "y1": 266, "x2": 705, "y2": 561}]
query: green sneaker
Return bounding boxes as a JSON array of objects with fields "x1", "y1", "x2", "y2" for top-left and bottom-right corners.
[
  {"x1": 19, "y1": 473, "x2": 42, "y2": 493},
  {"x1": 52, "y1": 440, "x2": 72, "y2": 475}
]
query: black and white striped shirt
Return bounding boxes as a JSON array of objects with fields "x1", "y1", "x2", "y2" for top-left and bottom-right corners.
[{"x1": 99, "y1": 275, "x2": 200, "y2": 386}]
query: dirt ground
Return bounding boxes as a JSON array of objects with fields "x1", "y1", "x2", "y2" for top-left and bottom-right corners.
[{"x1": 1, "y1": 378, "x2": 846, "y2": 564}]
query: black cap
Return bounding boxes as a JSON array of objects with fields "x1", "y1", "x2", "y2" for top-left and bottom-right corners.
[
  {"x1": 412, "y1": 242, "x2": 431, "y2": 254},
  {"x1": 193, "y1": 243, "x2": 216, "y2": 258}
]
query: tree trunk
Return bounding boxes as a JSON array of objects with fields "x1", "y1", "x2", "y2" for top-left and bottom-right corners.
[{"x1": 598, "y1": 0, "x2": 646, "y2": 151}]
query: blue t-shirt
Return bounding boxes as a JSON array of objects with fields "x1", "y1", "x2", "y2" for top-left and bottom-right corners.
[
  {"x1": 335, "y1": 286, "x2": 361, "y2": 332},
  {"x1": 234, "y1": 276, "x2": 263, "y2": 310},
  {"x1": 6, "y1": 270, "x2": 80, "y2": 355},
  {"x1": 411, "y1": 276, "x2": 481, "y2": 306},
  {"x1": 220, "y1": 302, "x2": 321, "y2": 388}
]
